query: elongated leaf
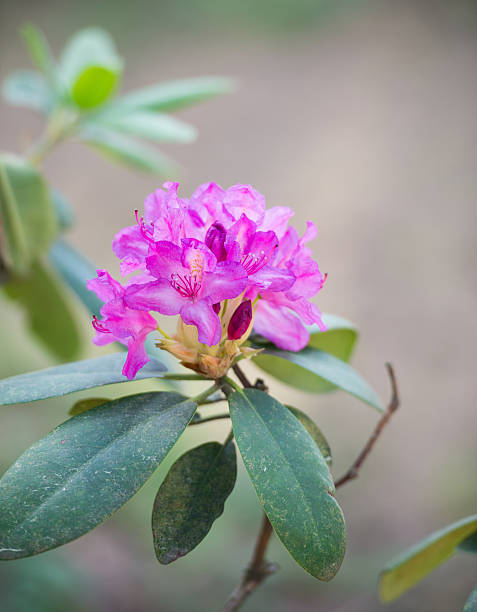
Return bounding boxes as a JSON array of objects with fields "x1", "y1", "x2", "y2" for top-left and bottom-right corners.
[
  {"x1": 286, "y1": 405, "x2": 331, "y2": 465},
  {"x1": 464, "y1": 584, "x2": 477, "y2": 611},
  {"x1": 0, "y1": 154, "x2": 58, "y2": 274},
  {"x1": 3, "y1": 260, "x2": 81, "y2": 361},
  {"x1": 49, "y1": 239, "x2": 102, "y2": 316},
  {"x1": 229, "y1": 388, "x2": 345, "y2": 581},
  {"x1": 50, "y1": 190, "x2": 75, "y2": 230},
  {"x1": 0, "y1": 353, "x2": 167, "y2": 406},
  {"x1": 459, "y1": 531, "x2": 477, "y2": 554},
  {"x1": 21, "y1": 24, "x2": 56, "y2": 79},
  {"x1": 0, "y1": 392, "x2": 196, "y2": 559},
  {"x1": 69, "y1": 397, "x2": 109, "y2": 416},
  {"x1": 79, "y1": 125, "x2": 175, "y2": 174},
  {"x1": 253, "y1": 346, "x2": 383, "y2": 411},
  {"x1": 379, "y1": 514, "x2": 477, "y2": 603},
  {"x1": 116, "y1": 76, "x2": 235, "y2": 112},
  {"x1": 2, "y1": 70, "x2": 52, "y2": 112},
  {"x1": 59, "y1": 28, "x2": 122, "y2": 109},
  {"x1": 89, "y1": 109, "x2": 197, "y2": 143},
  {"x1": 152, "y1": 441, "x2": 236, "y2": 564}
]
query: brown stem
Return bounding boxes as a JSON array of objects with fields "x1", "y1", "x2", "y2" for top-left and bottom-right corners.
[
  {"x1": 222, "y1": 513, "x2": 278, "y2": 612},
  {"x1": 334, "y1": 363, "x2": 399, "y2": 489},
  {"x1": 232, "y1": 363, "x2": 253, "y2": 388}
]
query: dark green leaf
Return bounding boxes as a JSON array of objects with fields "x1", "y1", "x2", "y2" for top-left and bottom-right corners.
[
  {"x1": 49, "y1": 239, "x2": 102, "y2": 316},
  {"x1": 0, "y1": 353, "x2": 167, "y2": 406},
  {"x1": 229, "y1": 388, "x2": 346, "y2": 581},
  {"x1": 0, "y1": 154, "x2": 58, "y2": 274},
  {"x1": 2, "y1": 70, "x2": 52, "y2": 112},
  {"x1": 89, "y1": 108, "x2": 197, "y2": 143},
  {"x1": 152, "y1": 441, "x2": 237, "y2": 564},
  {"x1": 79, "y1": 125, "x2": 175, "y2": 174},
  {"x1": 20, "y1": 24, "x2": 56, "y2": 79},
  {"x1": 0, "y1": 392, "x2": 196, "y2": 559},
  {"x1": 50, "y1": 190, "x2": 75, "y2": 230},
  {"x1": 253, "y1": 346, "x2": 383, "y2": 411},
  {"x1": 464, "y1": 584, "x2": 477, "y2": 612},
  {"x1": 3, "y1": 260, "x2": 81, "y2": 361},
  {"x1": 379, "y1": 514, "x2": 477, "y2": 603},
  {"x1": 59, "y1": 28, "x2": 122, "y2": 109},
  {"x1": 459, "y1": 531, "x2": 477, "y2": 554},
  {"x1": 69, "y1": 397, "x2": 109, "y2": 416},
  {"x1": 116, "y1": 76, "x2": 235, "y2": 112},
  {"x1": 286, "y1": 405, "x2": 332, "y2": 465}
]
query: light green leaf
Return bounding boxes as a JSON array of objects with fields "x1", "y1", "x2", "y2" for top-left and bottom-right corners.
[
  {"x1": 0, "y1": 154, "x2": 58, "y2": 274},
  {"x1": 152, "y1": 441, "x2": 237, "y2": 564},
  {"x1": 49, "y1": 239, "x2": 102, "y2": 317},
  {"x1": 0, "y1": 392, "x2": 196, "y2": 559},
  {"x1": 253, "y1": 346, "x2": 383, "y2": 411},
  {"x1": 59, "y1": 28, "x2": 122, "y2": 109},
  {"x1": 2, "y1": 70, "x2": 52, "y2": 112},
  {"x1": 116, "y1": 76, "x2": 235, "y2": 112},
  {"x1": 69, "y1": 397, "x2": 109, "y2": 416},
  {"x1": 0, "y1": 353, "x2": 167, "y2": 406},
  {"x1": 3, "y1": 260, "x2": 81, "y2": 361},
  {"x1": 286, "y1": 405, "x2": 332, "y2": 465},
  {"x1": 20, "y1": 24, "x2": 56, "y2": 79},
  {"x1": 229, "y1": 388, "x2": 346, "y2": 581},
  {"x1": 464, "y1": 584, "x2": 477, "y2": 612},
  {"x1": 79, "y1": 125, "x2": 175, "y2": 174},
  {"x1": 379, "y1": 514, "x2": 477, "y2": 603},
  {"x1": 89, "y1": 108, "x2": 197, "y2": 143}
]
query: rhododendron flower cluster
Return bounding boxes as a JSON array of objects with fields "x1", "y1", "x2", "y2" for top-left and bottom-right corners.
[{"x1": 88, "y1": 182, "x2": 327, "y2": 379}]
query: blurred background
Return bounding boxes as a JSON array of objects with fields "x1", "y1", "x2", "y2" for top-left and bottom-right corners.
[{"x1": 1, "y1": 0, "x2": 476, "y2": 610}]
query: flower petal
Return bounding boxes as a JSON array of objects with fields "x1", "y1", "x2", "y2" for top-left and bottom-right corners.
[
  {"x1": 202, "y1": 261, "x2": 247, "y2": 303},
  {"x1": 254, "y1": 299, "x2": 310, "y2": 351},
  {"x1": 112, "y1": 225, "x2": 148, "y2": 275},
  {"x1": 87, "y1": 269, "x2": 124, "y2": 302},
  {"x1": 125, "y1": 279, "x2": 184, "y2": 315},
  {"x1": 180, "y1": 300, "x2": 221, "y2": 346},
  {"x1": 146, "y1": 241, "x2": 183, "y2": 279},
  {"x1": 249, "y1": 265, "x2": 295, "y2": 292}
]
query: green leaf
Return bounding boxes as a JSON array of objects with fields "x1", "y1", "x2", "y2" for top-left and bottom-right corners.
[
  {"x1": 0, "y1": 353, "x2": 167, "y2": 406},
  {"x1": 253, "y1": 346, "x2": 383, "y2": 411},
  {"x1": 286, "y1": 405, "x2": 332, "y2": 465},
  {"x1": 2, "y1": 70, "x2": 52, "y2": 112},
  {"x1": 3, "y1": 260, "x2": 82, "y2": 361},
  {"x1": 152, "y1": 441, "x2": 237, "y2": 564},
  {"x1": 379, "y1": 514, "x2": 477, "y2": 603},
  {"x1": 59, "y1": 28, "x2": 123, "y2": 109},
  {"x1": 0, "y1": 154, "x2": 58, "y2": 274},
  {"x1": 464, "y1": 584, "x2": 477, "y2": 612},
  {"x1": 79, "y1": 125, "x2": 175, "y2": 174},
  {"x1": 229, "y1": 388, "x2": 346, "y2": 581},
  {"x1": 0, "y1": 391, "x2": 196, "y2": 559},
  {"x1": 89, "y1": 108, "x2": 197, "y2": 143},
  {"x1": 459, "y1": 531, "x2": 477, "y2": 554},
  {"x1": 69, "y1": 397, "x2": 109, "y2": 416},
  {"x1": 20, "y1": 24, "x2": 56, "y2": 79},
  {"x1": 116, "y1": 76, "x2": 235, "y2": 112},
  {"x1": 50, "y1": 190, "x2": 75, "y2": 230},
  {"x1": 49, "y1": 239, "x2": 102, "y2": 317}
]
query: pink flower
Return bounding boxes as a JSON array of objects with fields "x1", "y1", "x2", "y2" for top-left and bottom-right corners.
[
  {"x1": 87, "y1": 270, "x2": 158, "y2": 379},
  {"x1": 89, "y1": 181, "x2": 327, "y2": 378},
  {"x1": 125, "y1": 239, "x2": 248, "y2": 346}
]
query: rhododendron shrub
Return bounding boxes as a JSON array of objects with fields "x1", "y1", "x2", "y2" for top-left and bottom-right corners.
[{"x1": 88, "y1": 181, "x2": 327, "y2": 380}]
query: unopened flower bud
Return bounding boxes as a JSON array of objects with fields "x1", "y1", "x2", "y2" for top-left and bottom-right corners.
[
  {"x1": 228, "y1": 300, "x2": 252, "y2": 340},
  {"x1": 205, "y1": 222, "x2": 227, "y2": 262}
]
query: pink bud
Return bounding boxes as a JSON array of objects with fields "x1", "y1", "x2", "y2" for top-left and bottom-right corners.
[
  {"x1": 205, "y1": 222, "x2": 227, "y2": 262},
  {"x1": 228, "y1": 300, "x2": 252, "y2": 340}
]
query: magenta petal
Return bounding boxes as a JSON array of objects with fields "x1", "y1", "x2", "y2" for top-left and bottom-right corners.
[
  {"x1": 180, "y1": 238, "x2": 217, "y2": 273},
  {"x1": 122, "y1": 334, "x2": 151, "y2": 380},
  {"x1": 223, "y1": 184, "x2": 265, "y2": 224},
  {"x1": 202, "y1": 261, "x2": 247, "y2": 303},
  {"x1": 249, "y1": 265, "x2": 295, "y2": 292},
  {"x1": 125, "y1": 279, "x2": 184, "y2": 315},
  {"x1": 180, "y1": 300, "x2": 221, "y2": 346},
  {"x1": 112, "y1": 225, "x2": 148, "y2": 275},
  {"x1": 146, "y1": 241, "x2": 183, "y2": 279},
  {"x1": 254, "y1": 300, "x2": 310, "y2": 351},
  {"x1": 226, "y1": 214, "x2": 256, "y2": 253},
  {"x1": 261, "y1": 206, "x2": 294, "y2": 238},
  {"x1": 87, "y1": 269, "x2": 123, "y2": 302}
]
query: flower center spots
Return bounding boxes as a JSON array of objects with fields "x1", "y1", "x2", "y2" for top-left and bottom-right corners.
[
  {"x1": 241, "y1": 251, "x2": 267, "y2": 275},
  {"x1": 171, "y1": 273, "x2": 201, "y2": 298}
]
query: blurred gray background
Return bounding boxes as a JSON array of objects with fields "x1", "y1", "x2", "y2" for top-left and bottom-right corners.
[{"x1": 0, "y1": 0, "x2": 476, "y2": 610}]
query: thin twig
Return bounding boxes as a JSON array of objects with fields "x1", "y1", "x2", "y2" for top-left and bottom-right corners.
[
  {"x1": 222, "y1": 513, "x2": 279, "y2": 612},
  {"x1": 189, "y1": 413, "x2": 230, "y2": 426},
  {"x1": 232, "y1": 363, "x2": 253, "y2": 388},
  {"x1": 334, "y1": 363, "x2": 399, "y2": 489}
]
